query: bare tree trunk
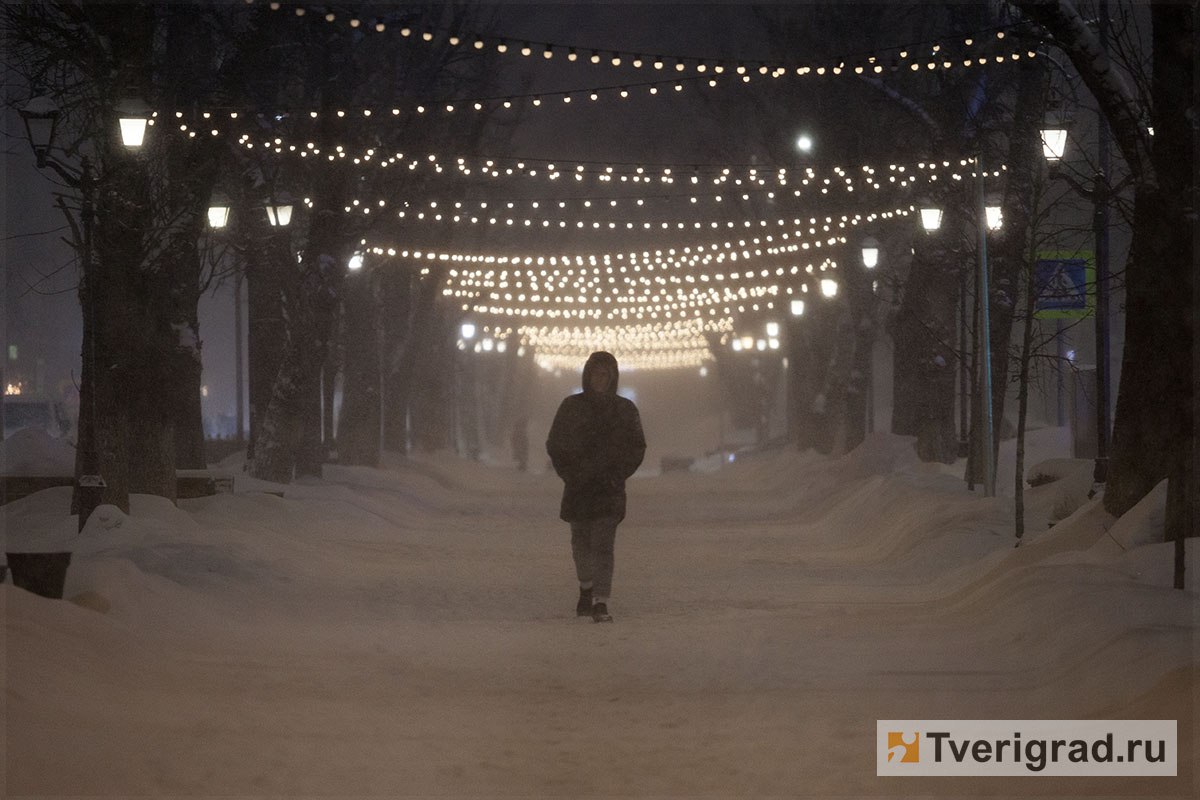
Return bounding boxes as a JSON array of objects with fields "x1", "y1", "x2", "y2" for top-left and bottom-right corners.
[
  {"x1": 245, "y1": 234, "x2": 290, "y2": 465},
  {"x1": 384, "y1": 266, "x2": 448, "y2": 453},
  {"x1": 817, "y1": 308, "x2": 857, "y2": 456},
  {"x1": 158, "y1": 142, "x2": 219, "y2": 471},
  {"x1": 892, "y1": 200, "x2": 966, "y2": 463},
  {"x1": 971, "y1": 57, "x2": 1051, "y2": 485},
  {"x1": 1014, "y1": 226, "x2": 1040, "y2": 543},
  {"x1": 249, "y1": 196, "x2": 351, "y2": 482},
  {"x1": 337, "y1": 268, "x2": 382, "y2": 466},
  {"x1": 410, "y1": 310, "x2": 457, "y2": 454}
]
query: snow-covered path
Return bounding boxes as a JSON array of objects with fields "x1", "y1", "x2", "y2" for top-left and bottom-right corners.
[{"x1": 5, "y1": 434, "x2": 1196, "y2": 797}]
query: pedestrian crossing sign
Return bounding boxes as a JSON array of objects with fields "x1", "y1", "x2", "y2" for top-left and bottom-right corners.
[{"x1": 1034, "y1": 252, "x2": 1094, "y2": 319}]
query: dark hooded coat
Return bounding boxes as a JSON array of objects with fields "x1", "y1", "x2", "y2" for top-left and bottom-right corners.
[{"x1": 546, "y1": 352, "x2": 646, "y2": 522}]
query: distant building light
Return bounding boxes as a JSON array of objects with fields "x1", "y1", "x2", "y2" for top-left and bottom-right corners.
[
  {"x1": 5, "y1": 382, "x2": 22, "y2": 396},
  {"x1": 7, "y1": 345, "x2": 17, "y2": 360}
]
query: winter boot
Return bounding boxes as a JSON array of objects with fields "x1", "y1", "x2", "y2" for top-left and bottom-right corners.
[
  {"x1": 592, "y1": 601, "x2": 613, "y2": 623},
  {"x1": 576, "y1": 587, "x2": 593, "y2": 616}
]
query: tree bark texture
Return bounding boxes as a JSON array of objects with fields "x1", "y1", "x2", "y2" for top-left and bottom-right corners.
[
  {"x1": 891, "y1": 201, "x2": 967, "y2": 463},
  {"x1": 336, "y1": 269, "x2": 382, "y2": 466},
  {"x1": 249, "y1": 193, "x2": 351, "y2": 482},
  {"x1": 156, "y1": 139, "x2": 220, "y2": 471},
  {"x1": 384, "y1": 266, "x2": 447, "y2": 453},
  {"x1": 245, "y1": 233, "x2": 291, "y2": 465}
]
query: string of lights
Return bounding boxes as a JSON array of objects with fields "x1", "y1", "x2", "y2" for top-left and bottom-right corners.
[
  {"x1": 248, "y1": 0, "x2": 1035, "y2": 90},
  {"x1": 152, "y1": 40, "x2": 1037, "y2": 124},
  {"x1": 442, "y1": 254, "x2": 837, "y2": 298},
  {"x1": 175, "y1": 120, "x2": 1005, "y2": 190},
  {"x1": 362, "y1": 204, "x2": 914, "y2": 279},
  {"x1": 362, "y1": 201, "x2": 916, "y2": 235}
]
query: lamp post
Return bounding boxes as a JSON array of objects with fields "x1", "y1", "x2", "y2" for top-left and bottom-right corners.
[
  {"x1": 860, "y1": 239, "x2": 880, "y2": 433},
  {"x1": 1040, "y1": 118, "x2": 1114, "y2": 487},
  {"x1": 974, "y1": 154, "x2": 996, "y2": 498},
  {"x1": 206, "y1": 199, "x2": 245, "y2": 442},
  {"x1": 21, "y1": 98, "x2": 98, "y2": 531},
  {"x1": 20, "y1": 95, "x2": 147, "y2": 530},
  {"x1": 918, "y1": 171, "x2": 1001, "y2": 498}
]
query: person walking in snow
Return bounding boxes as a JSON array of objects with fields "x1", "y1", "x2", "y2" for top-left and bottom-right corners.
[{"x1": 546, "y1": 351, "x2": 646, "y2": 623}]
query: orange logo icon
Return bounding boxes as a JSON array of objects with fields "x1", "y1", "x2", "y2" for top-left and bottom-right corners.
[{"x1": 887, "y1": 731, "x2": 920, "y2": 763}]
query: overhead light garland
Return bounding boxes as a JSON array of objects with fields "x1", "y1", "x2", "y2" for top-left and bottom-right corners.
[
  {"x1": 200, "y1": 128, "x2": 1003, "y2": 187},
  {"x1": 153, "y1": 41, "x2": 1036, "y2": 124},
  {"x1": 363, "y1": 201, "x2": 915, "y2": 235},
  {"x1": 363, "y1": 205, "x2": 910, "y2": 277},
  {"x1": 248, "y1": 0, "x2": 1035, "y2": 88},
  {"x1": 512, "y1": 318, "x2": 734, "y2": 372}
]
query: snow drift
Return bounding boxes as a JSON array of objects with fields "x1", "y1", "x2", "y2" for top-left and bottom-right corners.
[{"x1": 4, "y1": 432, "x2": 1195, "y2": 797}]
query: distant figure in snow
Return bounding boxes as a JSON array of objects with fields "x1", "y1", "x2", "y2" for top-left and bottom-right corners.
[
  {"x1": 511, "y1": 416, "x2": 529, "y2": 471},
  {"x1": 546, "y1": 351, "x2": 646, "y2": 623}
]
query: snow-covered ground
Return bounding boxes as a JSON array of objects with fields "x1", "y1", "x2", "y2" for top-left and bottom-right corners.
[{"x1": 4, "y1": 431, "x2": 1196, "y2": 797}]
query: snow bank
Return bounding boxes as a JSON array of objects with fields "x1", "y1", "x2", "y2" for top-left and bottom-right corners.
[
  {"x1": 4, "y1": 433, "x2": 1195, "y2": 797},
  {"x1": 1022, "y1": 456, "x2": 1096, "y2": 528},
  {"x1": 0, "y1": 426, "x2": 76, "y2": 475}
]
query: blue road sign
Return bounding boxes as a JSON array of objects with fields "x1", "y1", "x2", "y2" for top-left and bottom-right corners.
[{"x1": 1034, "y1": 253, "x2": 1093, "y2": 319}]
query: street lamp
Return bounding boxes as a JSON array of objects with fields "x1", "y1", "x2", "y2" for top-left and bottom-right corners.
[
  {"x1": 461, "y1": 322, "x2": 477, "y2": 340},
  {"x1": 820, "y1": 278, "x2": 838, "y2": 298},
  {"x1": 985, "y1": 204, "x2": 1003, "y2": 231},
  {"x1": 207, "y1": 203, "x2": 230, "y2": 229},
  {"x1": 19, "y1": 96, "x2": 60, "y2": 169},
  {"x1": 861, "y1": 236, "x2": 880, "y2": 268},
  {"x1": 1040, "y1": 127, "x2": 1068, "y2": 161},
  {"x1": 265, "y1": 201, "x2": 293, "y2": 227},
  {"x1": 790, "y1": 298, "x2": 805, "y2": 317},
  {"x1": 116, "y1": 98, "x2": 151, "y2": 149},
  {"x1": 347, "y1": 252, "x2": 364, "y2": 271},
  {"x1": 920, "y1": 206, "x2": 943, "y2": 232},
  {"x1": 796, "y1": 133, "x2": 814, "y2": 153}
]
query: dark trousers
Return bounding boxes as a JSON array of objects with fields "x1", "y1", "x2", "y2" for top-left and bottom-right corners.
[{"x1": 570, "y1": 516, "x2": 619, "y2": 598}]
